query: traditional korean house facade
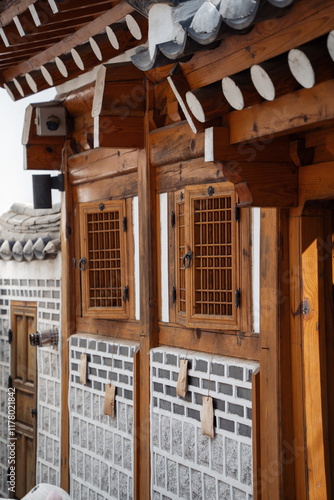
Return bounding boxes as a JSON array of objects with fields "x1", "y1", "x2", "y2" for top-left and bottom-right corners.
[{"x1": 0, "y1": 0, "x2": 333, "y2": 499}]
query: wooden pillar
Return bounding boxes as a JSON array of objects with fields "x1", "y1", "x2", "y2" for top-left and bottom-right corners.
[
  {"x1": 134, "y1": 80, "x2": 158, "y2": 500},
  {"x1": 60, "y1": 142, "x2": 76, "y2": 492}
]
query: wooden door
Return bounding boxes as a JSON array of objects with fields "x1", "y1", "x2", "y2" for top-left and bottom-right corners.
[{"x1": 11, "y1": 302, "x2": 38, "y2": 499}]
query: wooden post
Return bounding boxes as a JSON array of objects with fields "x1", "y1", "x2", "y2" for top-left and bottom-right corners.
[
  {"x1": 60, "y1": 142, "x2": 76, "y2": 492},
  {"x1": 134, "y1": 80, "x2": 158, "y2": 500}
]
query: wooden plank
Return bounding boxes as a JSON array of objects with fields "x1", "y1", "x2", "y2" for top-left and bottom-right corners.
[
  {"x1": 228, "y1": 80, "x2": 334, "y2": 144},
  {"x1": 68, "y1": 148, "x2": 138, "y2": 185},
  {"x1": 150, "y1": 120, "x2": 204, "y2": 167},
  {"x1": 259, "y1": 208, "x2": 282, "y2": 500},
  {"x1": 168, "y1": 191, "x2": 176, "y2": 324},
  {"x1": 298, "y1": 161, "x2": 334, "y2": 214},
  {"x1": 288, "y1": 214, "x2": 307, "y2": 500},
  {"x1": 75, "y1": 317, "x2": 140, "y2": 340},
  {"x1": 155, "y1": 157, "x2": 225, "y2": 192},
  {"x1": 182, "y1": 0, "x2": 334, "y2": 89},
  {"x1": 158, "y1": 324, "x2": 260, "y2": 361},
  {"x1": 252, "y1": 368, "x2": 261, "y2": 500},
  {"x1": 95, "y1": 115, "x2": 144, "y2": 149},
  {"x1": 301, "y1": 215, "x2": 331, "y2": 498},
  {"x1": 0, "y1": 0, "x2": 39, "y2": 28},
  {"x1": 240, "y1": 208, "x2": 252, "y2": 332},
  {"x1": 73, "y1": 170, "x2": 138, "y2": 204},
  {"x1": 61, "y1": 142, "x2": 76, "y2": 493},
  {"x1": 24, "y1": 144, "x2": 63, "y2": 170},
  {"x1": 71, "y1": 112, "x2": 94, "y2": 153},
  {"x1": 2, "y1": 1, "x2": 135, "y2": 81}
]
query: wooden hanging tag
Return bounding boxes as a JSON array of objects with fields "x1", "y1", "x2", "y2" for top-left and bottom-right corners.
[
  {"x1": 80, "y1": 354, "x2": 87, "y2": 385},
  {"x1": 104, "y1": 383, "x2": 116, "y2": 418},
  {"x1": 176, "y1": 359, "x2": 188, "y2": 397},
  {"x1": 201, "y1": 395, "x2": 214, "y2": 438}
]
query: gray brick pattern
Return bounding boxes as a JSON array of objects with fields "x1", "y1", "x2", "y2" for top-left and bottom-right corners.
[
  {"x1": 0, "y1": 266, "x2": 61, "y2": 497},
  {"x1": 150, "y1": 347, "x2": 259, "y2": 500},
  {"x1": 69, "y1": 335, "x2": 139, "y2": 500}
]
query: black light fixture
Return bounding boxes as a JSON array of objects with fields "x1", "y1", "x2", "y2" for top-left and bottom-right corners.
[{"x1": 32, "y1": 173, "x2": 64, "y2": 209}]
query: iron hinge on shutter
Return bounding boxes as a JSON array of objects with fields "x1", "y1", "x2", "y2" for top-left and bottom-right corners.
[
  {"x1": 123, "y1": 286, "x2": 129, "y2": 302},
  {"x1": 8, "y1": 376, "x2": 13, "y2": 389},
  {"x1": 235, "y1": 289, "x2": 241, "y2": 309},
  {"x1": 171, "y1": 211, "x2": 175, "y2": 228},
  {"x1": 8, "y1": 329, "x2": 12, "y2": 344},
  {"x1": 172, "y1": 287, "x2": 176, "y2": 304},
  {"x1": 234, "y1": 204, "x2": 240, "y2": 223},
  {"x1": 122, "y1": 216, "x2": 127, "y2": 232}
]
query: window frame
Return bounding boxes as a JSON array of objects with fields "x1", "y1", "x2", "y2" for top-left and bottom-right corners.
[{"x1": 78, "y1": 199, "x2": 129, "y2": 320}]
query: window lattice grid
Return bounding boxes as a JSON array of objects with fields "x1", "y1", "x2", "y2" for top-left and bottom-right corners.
[
  {"x1": 193, "y1": 196, "x2": 233, "y2": 316},
  {"x1": 87, "y1": 210, "x2": 122, "y2": 308},
  {"x1": 177, "y1": 201, "x2": 186, "y2": 314}
]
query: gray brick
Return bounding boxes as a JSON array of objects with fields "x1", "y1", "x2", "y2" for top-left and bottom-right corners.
[
  {"x1": 161, "y1": 415, "x2": 171, "y2": 453},
  {"x1": 110, "y1": 467, "x2": 119, "y2": 498},
  {"x1": 228, "y1": 365, "x2": 243, "y2": 380},
  {"x1": 172, "y1": 420, "x2": 182, "y2": 457},
  {"x1": 97, "y1": 342, "x2": 107, "y2": 352},
  {"x1": 187, "y1": 408, "x2": 200, "y2": 421},
  {"x1": 246, "y1": 408, "x2": 252, "y2": 420},
  {"x1": 123, "y1": 438, "x2": 132, "y2": 471},
  {"x1": 197, "y1": 428, "x2": 210, "y2": 467},
  {"x1": 228, "y1": 403, "x2": 244, "y2": 417},
  {"x1": 81, "y1": 420, "x2": 87, "y2": 449},
  {"x1": 213, "y1": 399, "x2": 225, "y2": 412},
  {"x1": 114, "y1": 434, "x2": 122, "y2": 466},
  {"x1": 165, "y1": 353, "x2": 178, "y2": 366},
  {"x1": 204, "y1": 474, "x2": 217, "y2": 500},
  {"x1": 196, "y1": 359, "x2": 208, "y2": 373},
  {"x1": 103, "y1": 357, "x2": 112, "y2": 367},
  {"x1": 98, "y1": 369, "x2": 108, "y2": 379},
  {"x1": 124, "y1": 361, "x2": 133, "y2": 372},
  {"x1": 211, "y1": 362, "x2": 225, "y2": 376},
  {"x1": 114, "y1": 359, "x2": 122, "y2": 369},
  {"x1": 237, "y1": 386, "x2": 252, "y2": 401},
  {"x1": 88, "y1": 340, "x2": 96, "y2": 350},
  {"x1": 101, "y1": 462, "x2": 109, "y2": 492},
  {"x1": 152, "y1": 413, "x2": 159, "y2": 448},
  {"x1": 159, "y1": 399, "x2": 171, "y2": 412},
  {"x1": 105, "y1": 430, "x2": 113, "y2": 461},
  {"x1": 219, "y1": 417, "x2": 235, "y2": 433},
  {"x1": 119, "y1": 374, "x2": 129, "y2": 384},
  {"x1": 92, "y1": 355, "x2": 101, "y2": 364},
  {"x1": 79, "y1": 338, "x2": 87, "y2": 349},
  {"x1": 165, "y1": 385, "x2": 177, "y2": 397},
  {"x1": 241, "y1": 443, "x2": 252, "y2": 486},
  {"x1": 202, "y1": 379, "x2": 216, "y2": 391},
  {"x1": 85, "y1": 454, "x2": 92, "y2": 483},
  {"x1": 124, "y1": 389, "x2": 133, "y2": 400},
  {"x1": 173, "y1": 403, "x2": 185, "y2": 415},
  {"x1": 226, "y1": 438, "x2": 238, "y2": 479},
  {"x1": 77, "y1": 450, "x2": 84, "y2": 479},
  {"x1": 183, "y1": 422, "x2": 195, "y2": 461},
  {"x1": 156, "y1": 454, "x2": 166, "y2": 488},
  {"x1": 118, "y1": 403, "x2": 126, "y2": 432},
  {"x1": 96, "y1": 427, "x2": 104, "y2": 456},
  {"x1": 191, "y1": 469, "x2": 203, "y2": 500},
  {"x1": 179, "y1": 464, "x2": 190, "y2": 500},
  {"x1": 238, "y1": 423, "x2": 252, "y2": 438},
  {"x1": 212, "y1": 434, "x2": 224, "y2": 474},
  {"x1": 88, "y1": 423, "x2": 95, "y2": 453},
  {"x1": 109, "y1": 344, "x2": 118, "y2": 355},
  {"x1": 188, "y1": 376, "x2": 200, "y2": 388},
  {"x1": 84, "y1": 391, "x2": 92, "y2": 419},
  {"x1": 93, "y1": 458, "x2": 100, "y2": 488},
  {"x1": 94, "y1": 381, "x2": 102, "y2": 391},
  {"x1": 167, "y1": 459, "x2": 177, "y2": 494},
  {"x1": 120, "y1": 345, "x2": 129, "y2": 356},
  {"x1": 153, "y1": 351, "x2": 163, "y2": 363},
  {"x1": 218, "y1": 481, "x2": 231, "y2": 500},
  {"x1": 158, "y1": 368, "x2": 170, "y2": 380},
  {"x1": 233, "y1": 488, "x2": 247, "y2": 500}
]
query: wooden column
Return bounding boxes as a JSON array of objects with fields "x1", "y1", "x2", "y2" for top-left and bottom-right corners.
[
  {"x1": 134, "y1": 80, "x2": 158, "y2": 500},
  {"x1": 301, "y1": 214, "x2": 331, "y2": 499},
  {"x1": 60, "y1": 142, "x2": 76, "y2": 492},
  {"x1": 259, "y1": 208, "x2": 283, "y2": 500}
]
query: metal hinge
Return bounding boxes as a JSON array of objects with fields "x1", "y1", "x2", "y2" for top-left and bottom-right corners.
[
  {"x1": 8, "y1": 329, "x2": 12, "y2": 344},
  {"x1": 171, "y1": 211, "x2": 175, "y2": 228},
  {"x1": 235, "y1": 289, "x2": 241, "y2": 308},
  {"x1": 122, "y1": 216, "x2": 127, "y2": 232},
  {"x1": 8, "y1": 376, "x2": 13, "y2": 389},
  {"x1": 172, "y1": 287, "x2": 176, "y2": 304},
  {"x1": 234, "y1": 204, "x2": 240, "y2": 223},
  {"x1": 123, "y1": 286, "x2": 129, "y2": 302}
]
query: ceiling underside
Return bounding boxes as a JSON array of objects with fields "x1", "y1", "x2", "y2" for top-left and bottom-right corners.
[{"x1": 0, "y1": 0, "x2": 298, "y2": 101}]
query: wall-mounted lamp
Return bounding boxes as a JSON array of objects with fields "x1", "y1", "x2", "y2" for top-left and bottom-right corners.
[
  {"x1": 32, "y1": 173, "x2": 64, "y2": 209},
  {"x1": 30, "y1": 329, "x2": 59, "y2": 347}
]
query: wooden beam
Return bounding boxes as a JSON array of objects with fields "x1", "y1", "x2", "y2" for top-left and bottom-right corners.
[
  {"x1": 2, "y1": 1, "x2": 135, "y2": 82},
  {"x1": 228, "y1": 80, "x2": 334, "y2": 144},
  {"x1": 185, "y1": 82, "x2": 230, "y2": 123},
  {"x1": 0, "y1": 0, "x2": 39, "y2": 28},
  {"x1": 182, "y1": 0, "x2": 334, "y2": 89},
  {"x1": 68, "y1": 147, "x2": 138, "y2": 185},
  {"x1": 298, "y1": 161, "x2": 334, "y2": 215},
  {"x1": 150, "y1": 120, "x2": 204, "y2": 167},
  {"x1": 259, "y1": 208, "x2": 282, "y2": 500},
  {"x1": 301, "y1": 215, "x2": 331, "y2": 498},
  {"x1": 94, "y1": 115, "x2": 144, "y2": 149}
]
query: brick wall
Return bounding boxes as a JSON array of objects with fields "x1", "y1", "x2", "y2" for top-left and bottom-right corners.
[
  {"x1": 69, "y1": 334, "x2": 139, "y2": 500},
  {"x1": 150, "y1": 347, "x2": 259, "y2": 500},
  {"x1": 0, "y1": 258, "x2": 61, "y2": 498}
]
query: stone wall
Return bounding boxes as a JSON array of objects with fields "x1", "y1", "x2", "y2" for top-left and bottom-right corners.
[
  {"x1": 0, "y1": 257, "x2": 61, "y2": 498},
  {"x1": 150, "y1": 347, "x2": 259, "y2": 500},
  {"x1": 69, "y1": 334, "x2": 139, "y2": 500}
]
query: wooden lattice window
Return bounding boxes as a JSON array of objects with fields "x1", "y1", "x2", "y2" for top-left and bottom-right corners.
[
  {"x1": 176, "y1": 183, "x2": 239, "y2": 330},
  {"x1": 79, "y1": 200, "x2": 128, "y2": 319}
]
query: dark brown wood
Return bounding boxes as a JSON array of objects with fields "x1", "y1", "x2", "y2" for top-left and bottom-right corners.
[
  {"x1": 68, "y1": 147, "x2": 138, "y2": 185},
  {"x1": 150, "y1": 120, "x2": 204, "y2": 167},
  {"x1": 61, "y1": 83, "x2": 95, "y2": 117},
  {"x1": 298, "y1": 161, "x2": 334, "y2": 215},
  {"x1": 158, "y1": 324, "x2": 260, "y2": 361},
  {"x1": 73, "y1": 170, "x2": 138, "y2": 204},
  {"x1": 259, "y1": 208, "x2": 282, "y2": 500},
  {"x1": 222, "y1": 70, "x2": 261, "y2": 110},
  {"x1": 24, "y1": 144, "x2": 64, "y2": 171},
  {"x1": 71, "y1": 112, "x2": 94, "y2": 152},
  {"x1": 185, "y1": 82, "x2": 230, "y2": 123},
  {"x1": 228, "y1": 80, "x2": 334, "y2": 143},
  {"x1": 95, "y1": 115, "x2": 144, "y2": 149},
  {"x1": 252, "y1": 368, "x2": 261, "y2": 500}
]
